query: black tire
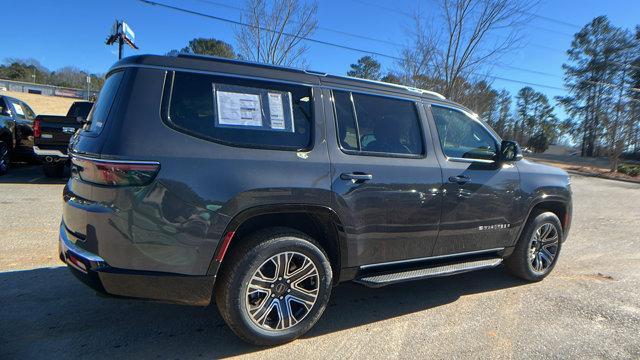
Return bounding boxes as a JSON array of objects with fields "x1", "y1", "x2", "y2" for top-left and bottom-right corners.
[
  {"x1": 0, "y1": 141, "x2": 10, "y2": 176},
  {"x1": 215, "y1": 227, "x2": 333, "y2": 346},
  {"x1": 43, "y1": 163, "x2": 65, "y2": 178},
  {"x1": 505, "y1": 211, "x2": 563, "y2": 282}
]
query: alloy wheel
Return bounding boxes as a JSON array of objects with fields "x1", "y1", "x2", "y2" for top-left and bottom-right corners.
[
  {"x1": 245, "y1": 251, "x2": 319, "y2": 331},
  {"x1": 0, "y1": 144, "x2": 9, "y2": 174},
  {"x1": 528, "y1": 222, "x2": 559, "y2": 274}
]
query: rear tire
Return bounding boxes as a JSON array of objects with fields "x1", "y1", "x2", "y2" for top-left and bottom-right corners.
[
  {"x1": 0, "y1": 141, "x2": 10, "y2": 176},
  {"x1": 43, "y1": 162, "x2": 65, "y2": 178},
  {"x1": 215, "y1": 227, "x2": 333, "y2": 346},
  {"x1": 505, "y1": 211, "x2": 563, "y2": 282}
]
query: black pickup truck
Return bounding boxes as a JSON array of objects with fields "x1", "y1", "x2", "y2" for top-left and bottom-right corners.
[
  {"x1": 0, "y1": 95, "x2": 38, "y2": 175},
  {"x1": 33, "y1": 101, "x2": 93, "y2": 177}
]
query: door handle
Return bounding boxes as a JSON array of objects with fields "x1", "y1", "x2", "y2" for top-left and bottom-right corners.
[
  {"x1": 340, "y1": 172, "x2": 373, "y2": 181},
  {"x1": 448, "y1": 175, "x2": 470, "y2": 184}
]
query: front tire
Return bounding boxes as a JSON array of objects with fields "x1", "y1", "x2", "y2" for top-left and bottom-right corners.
[
  {"x1": 215, "y1": 227, "x2": 333, "y2": 346},
  {"x1": 505, "y1": 211, "x2": 563, "y2": 282},
  {"x1": 0, "y1": 141, "x2": 10, "y2": 176}
]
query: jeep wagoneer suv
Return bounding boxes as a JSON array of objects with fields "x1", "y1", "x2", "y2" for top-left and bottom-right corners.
[{"x1": 59, "y1": 54, "x2": 572, "y2": 345}]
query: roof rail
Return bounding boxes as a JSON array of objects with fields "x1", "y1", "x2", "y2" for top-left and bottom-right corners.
[
  {"x1": 341, "y1": 76, "x2": 446, "y2": 100},
  {"x1": 175, "y1": 53, "x2": 310, "y2": 74},
  {"x1": 419, "y1": 89, "x2": 447, "y2": 100},
  {"x1": 171, "y1": 53, "x2": 446, "y2": 99}
]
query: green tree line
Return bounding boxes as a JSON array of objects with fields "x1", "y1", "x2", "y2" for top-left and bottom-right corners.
[
  {"x1": 4, "y1": 4, "x2": 640, "y2": 167},
  {"x1": 0, "y1": 58, "x2": 104, "y2": 91}
]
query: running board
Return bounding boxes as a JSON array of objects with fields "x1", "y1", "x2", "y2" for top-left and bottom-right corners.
[{"x1": 354, "y1": 258, "x2": 503, "y2": 288}]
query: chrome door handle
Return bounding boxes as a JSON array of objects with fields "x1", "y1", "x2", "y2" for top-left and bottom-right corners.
[
  {"x1": 448, "y1": 175, "x2": 470, "y2": 184},
  {"x1": 340, "y1": 172, "x2": 373, "y2": 181}
]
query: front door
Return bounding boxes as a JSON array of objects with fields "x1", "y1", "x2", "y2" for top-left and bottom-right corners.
[
  {"x1": 427, "y1": 104, "x2": 521, "y2": 256},
  {"x1": 324, "y1": 89, "x2": 442, "y2": 267},
  {"x1": 8, "y1": 99, "x2": 36, "y2": 151}
]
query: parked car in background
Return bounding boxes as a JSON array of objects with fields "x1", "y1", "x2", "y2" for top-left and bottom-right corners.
[
  {"x1": 60, "y1": 54, "x2": 573, "y2": 346},
  {"x1": 33, "y1": 101, "x2": 93, "y2": 177},
  {"x1": 0, "y1": 95, "x2": 37, "y2": 175}
]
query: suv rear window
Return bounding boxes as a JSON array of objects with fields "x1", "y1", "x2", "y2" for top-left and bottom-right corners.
[
  {"x1": 333, "y1": 90, "x2": 424, "y2": 156},
  {"x1": 165, "y1": 71, "x2": 313, "y2": 150},
  {"x1": 84, "y1": 71, "x2": 124, "y2": 134}
]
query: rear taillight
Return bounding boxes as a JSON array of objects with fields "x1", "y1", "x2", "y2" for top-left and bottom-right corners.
[
  {"x1": 33, "y1": 119, "x2": 41, "y2": 138},
  {"x1": 71, "y1": 156, "x2": 160, "y2": 186}
]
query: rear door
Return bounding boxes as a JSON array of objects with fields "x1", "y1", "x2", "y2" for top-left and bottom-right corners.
[
  {"x1": 426, "y1": 104, "x2": 521, "y2": 256},
  {"x1": 7, "y1": 99, "x2": 35, "y2": 150},
  {"x1": 324, "y1": 89, "x2": 442, "y2": 267}
]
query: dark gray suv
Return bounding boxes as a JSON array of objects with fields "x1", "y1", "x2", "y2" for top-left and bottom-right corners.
[{"x1": 60, "y1": 54, "x2": 572, "y2": 345}]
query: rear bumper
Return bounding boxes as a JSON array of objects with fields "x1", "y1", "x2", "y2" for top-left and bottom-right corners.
[
  {"x1": 33, "y1": 146, "x2": 68, "y2": 159},
  {"x1": 58, "y1": 222, "x2": 215, "y2": 306}
]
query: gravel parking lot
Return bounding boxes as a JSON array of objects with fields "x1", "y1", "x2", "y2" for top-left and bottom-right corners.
[{"x1": 1, "y1": 165, "x2": 639, "y2": 359}]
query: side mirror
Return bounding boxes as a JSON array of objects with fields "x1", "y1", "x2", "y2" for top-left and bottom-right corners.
[
  {"x1": 1, "y1": 107, "x2": 11, "y2": 117},
  {"x1": 76, "y1": 116, "x2": 87, "y2": 124},
  {"x1": 499, "y1": 140, "x2": 523, "y2": 162}
]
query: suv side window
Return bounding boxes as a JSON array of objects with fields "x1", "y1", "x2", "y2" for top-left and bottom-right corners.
[
  {"x1": 166, "y1": 71, "x2": 313, "y2": 150},
  {"x1": 84, "y1": 71, "x2": 125, "y2": 135},
  {"x1": 21, "y1": 102, "x2": 36, "y2": 120},
  {"x1": 332, "y1": 90, "x2": 423, "y2": 156},
  {"x1": 0, "y1": 98, "x2": 8, "y2": 116},
  {"x1": 431, "y1": 105, "x2": 497, "y2": 161},
  {"x1": 8, "y1": 100, "x2": 26, "y2": 120}
]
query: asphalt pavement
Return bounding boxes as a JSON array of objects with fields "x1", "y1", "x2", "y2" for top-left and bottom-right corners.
[{"x1": 1, "y1": 165, "x2": 639, "y2": 359}]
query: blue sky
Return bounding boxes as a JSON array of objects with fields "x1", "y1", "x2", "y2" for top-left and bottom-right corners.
[{"x1": 5, "y1": 0, "x2": 640, "y2": 118}]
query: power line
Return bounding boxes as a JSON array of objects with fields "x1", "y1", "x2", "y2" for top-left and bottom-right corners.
[
  {"x1": 351, "y1": 0, "x2": 578, "y2": 37},
  {"x1": 188, "y1": 0, "x2": 402, "y2": 47},
  {"x1": 350, "y1": 0, "x2": 414, "y2": 18},
  {"x1": 138, "y1": 0, "x2": 640, "y2": 97},
  {"x1": 192, "y1": 0, "x2": 572, "y2": 53},
  {"x1": 140, "y1": 0, "x2": 399, "y2": 60},
  {"x1": 520, "y1": 11, "x2": 581, "y2": 29},
  {"x1": 189, "y1": 0, "x2": 640, "y2": 74}
]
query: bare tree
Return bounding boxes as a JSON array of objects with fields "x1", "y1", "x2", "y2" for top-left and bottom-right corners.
[
  {"x1": 235, "y1": 0, "x2": 318, "y2": 67},
  {"x1": 396, "y1": 14, "x2": 439, "y2": 88},
  {"x1": 402, "y1": 0, "x2": 534, "y2": 101}
]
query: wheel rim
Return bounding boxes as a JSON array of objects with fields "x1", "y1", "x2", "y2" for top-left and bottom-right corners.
[
  {"x1": 528, "y1": 222, "x2": 559, "y2": 274},
  {"x1": 245, "y1": 251, "x2": 319, "y2": 331},
  {"x1": 0, "y1": 146, "x2": 8, "y2": 172}
]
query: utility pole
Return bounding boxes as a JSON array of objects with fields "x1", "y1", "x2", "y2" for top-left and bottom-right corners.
[
  {"x1": 118, "y1": 36, "x2": 124, "y2": 60},
  {"x1": 86, "y1": 75, "x2": 91, "y2": 100},
  {"x1": 106, "y1": 20, "x2": 138, "y2": 60}
]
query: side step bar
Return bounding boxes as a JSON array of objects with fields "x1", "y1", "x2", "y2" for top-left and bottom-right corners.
[{"x1": 354, "y1": 258, "x2": 503, "y2": 288}]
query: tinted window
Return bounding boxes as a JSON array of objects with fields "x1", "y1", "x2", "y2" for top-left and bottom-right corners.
[
  {"x1": 69, "y1": 102, "x2": 93, "y2": 118},
  {"x1": 333, "y1": 90, "x2": 423, "y2": 156},
  {"x1": 21, "y1": 102, "x2": 36, "y2": 120},
  {"x1": 85, "y1": 71, "x2": 124, "y2": 134},
  {"x1": 167, "y1": 72, "x2": 313, "y2": 150},
  {"x1": 333, "y1": 91, "x2": 358, "y2": 151},
  {"x1": 431, "y1": 105, "x2": 497, "y2": 160},
  {"x1": 0, "y1": 98, "x2": 7, "y2": 114}
]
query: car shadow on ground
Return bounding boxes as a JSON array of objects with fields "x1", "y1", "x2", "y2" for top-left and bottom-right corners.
[
  {"x1": 0, "y1": 163, "x2": 68, "y2": 184},
  {"x1": 0, "y1": 265, "x2": 526, "y2": 359}
]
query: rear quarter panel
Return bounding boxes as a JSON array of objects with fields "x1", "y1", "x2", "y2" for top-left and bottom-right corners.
[{"x1": 66, "y1": 67, "x2": 331, "y2": 275}]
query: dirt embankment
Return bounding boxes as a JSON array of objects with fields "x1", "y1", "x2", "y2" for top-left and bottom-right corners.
[{"x1": 1, "y1": 90, "x2": 76, "y2": 115}]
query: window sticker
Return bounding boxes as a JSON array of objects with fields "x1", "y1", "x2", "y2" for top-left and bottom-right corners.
[
  {"x1": 268, "y1": 93, "x2": 285, "y2": 130},
  {"x1": 212, "y1": 83, "x2": 296, "y2": 133},
  {"x1": 216, "y1": 91, "x2": 262, "y2": 127}
]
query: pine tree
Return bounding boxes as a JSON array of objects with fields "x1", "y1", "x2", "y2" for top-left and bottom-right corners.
[
  {"x1": 558, "y1": 16, "x2": 630, "y2": 160},
  {"x1": 347, "y1": 56, "x2": 382, "y2": 81}
]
